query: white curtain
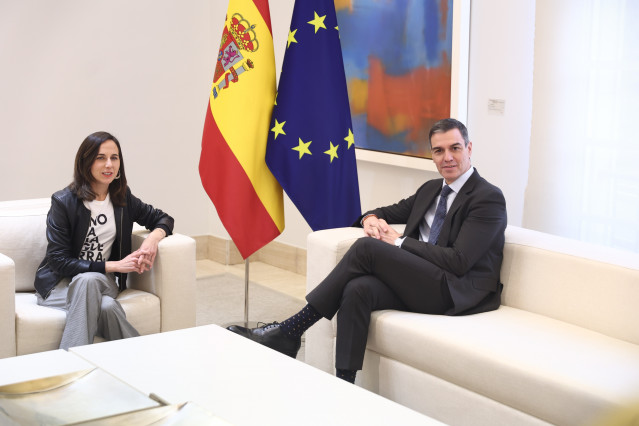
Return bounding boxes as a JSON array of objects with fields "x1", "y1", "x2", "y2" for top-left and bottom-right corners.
[{"x1": 525, "y1": 0, "x2": 639, "y2": 252}]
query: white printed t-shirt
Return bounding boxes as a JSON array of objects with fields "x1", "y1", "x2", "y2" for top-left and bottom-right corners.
[{"x1": 80, "y1": 194, "x2": 116, "y2": 262}]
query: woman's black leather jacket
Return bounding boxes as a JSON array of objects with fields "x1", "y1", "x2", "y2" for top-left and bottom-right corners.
[{"x1": 34, "y1": 186, "x2": 174, "y2": 299}]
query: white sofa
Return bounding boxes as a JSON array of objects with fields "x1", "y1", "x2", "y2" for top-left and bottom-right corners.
[
  {"x1": 305, "y1": 225, "x2": 639, "y2": 426},
  {"x1": 0, "y1": 198, "x2": 197, "y2": 359}
]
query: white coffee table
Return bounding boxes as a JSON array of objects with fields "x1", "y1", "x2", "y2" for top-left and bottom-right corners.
[
  {"x1": 0, "y1": 349, "x2": 93, "y2": 386},
  {"x1": 0, "y1": 350, "x2": 168, "y2": 424},
  {"x1": 70, "y1": 324, "x2": 442, "y2": 425}
]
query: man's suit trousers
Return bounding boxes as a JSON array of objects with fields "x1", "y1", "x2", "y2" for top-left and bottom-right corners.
[{"x1": 306, "y1": 237, "x2": 453, "y2": 370}]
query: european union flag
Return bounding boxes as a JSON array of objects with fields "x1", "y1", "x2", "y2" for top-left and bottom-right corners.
[{"x1": 265, "y1": 0, "x2": 361, "y2": 231}]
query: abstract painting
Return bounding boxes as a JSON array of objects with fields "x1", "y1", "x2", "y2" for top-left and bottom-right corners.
[{"x1": 336, "y1": 0, "x2": 453, "y2": 159}]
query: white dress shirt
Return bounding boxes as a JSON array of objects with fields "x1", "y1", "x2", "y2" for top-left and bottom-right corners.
[{"x1": 394, "y1": 167, "x2": 475, "y2": 247}]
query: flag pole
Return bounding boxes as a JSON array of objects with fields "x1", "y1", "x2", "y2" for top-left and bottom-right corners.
[
  {"x1": 244, "y1": 258, "x2": 249, "y2": 326},
  {"x1": 200, "y1": 0, "x2": 283, "y2": 331}
]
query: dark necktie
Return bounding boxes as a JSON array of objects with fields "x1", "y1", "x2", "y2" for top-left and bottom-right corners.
[{"x1": 429, "y1": 185, "x2": 453, "y2": 244}]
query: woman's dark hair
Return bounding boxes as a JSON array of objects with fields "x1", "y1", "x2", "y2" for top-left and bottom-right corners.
[{"x1": 69, "y1": 131, "x2": 127, "y2": 206}]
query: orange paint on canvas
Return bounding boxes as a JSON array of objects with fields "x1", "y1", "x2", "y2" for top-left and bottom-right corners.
[
  {"x1": 366, "y1": 54, "x2": 451, "y2": 154},
  {"x1": 334, "y1": 0, "x2": 353, "y2": 13}
]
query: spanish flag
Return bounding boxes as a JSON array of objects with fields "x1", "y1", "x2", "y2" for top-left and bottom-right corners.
[{"x1": 199, "y1": 0, "x2": 284, "y2": 259}]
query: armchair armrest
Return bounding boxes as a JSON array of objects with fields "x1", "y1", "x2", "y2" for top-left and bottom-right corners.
[
  {"x1": 129, "y1": 231, "x2": 197, "y2": 332},
  {"x1": 305, "y1": 224, "x2": 406, "y2": 293},
  {"x1": 0, "y1": 253, "x2": 16, "y2": 358},
  {"x1": 306, "y1": 227, "x2": 364, "y2": 294}
]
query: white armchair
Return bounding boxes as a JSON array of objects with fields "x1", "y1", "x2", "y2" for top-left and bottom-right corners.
[{"x1": 0, "y1": 198, "x2": 197, "y2": 358}]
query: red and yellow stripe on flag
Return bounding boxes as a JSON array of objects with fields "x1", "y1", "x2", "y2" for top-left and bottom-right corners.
[{"x1": 199, "y1": 0, "x2": 284, "y2": 259}]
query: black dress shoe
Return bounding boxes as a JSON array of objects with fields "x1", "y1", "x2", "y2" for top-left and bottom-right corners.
[{"x1": 226, "y1": 322, "x2": 301, "y2": 358}]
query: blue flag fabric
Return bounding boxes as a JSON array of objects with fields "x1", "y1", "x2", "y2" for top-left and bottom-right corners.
[{"x1": 265, "y1": 0, "x2": 361, "y2": 231}]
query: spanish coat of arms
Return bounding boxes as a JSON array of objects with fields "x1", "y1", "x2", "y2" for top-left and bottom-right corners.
[{"x1": 212, "y1": 13, "x2": 259, "y2": 99}]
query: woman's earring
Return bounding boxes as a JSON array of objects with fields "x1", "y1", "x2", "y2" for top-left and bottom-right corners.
[{"x1": 115, "y1": 171, "x2": 121, "y2": 180}]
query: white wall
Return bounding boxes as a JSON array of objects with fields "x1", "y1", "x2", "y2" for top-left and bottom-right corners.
[
  {"x1": 525, "y1": 0, "x2": 592, "y2": 238},
  {"x1": 524, "y1": 0, "x2": 639, "y2": 252},
  {"x1": 0, "y1": 0, "x2": 535, "y2": 250},
  {"x1": 466, "y1": 0, "x2": 536, "y2": 226},
  {"x1": 0, "y1": 0, "x2": 216, "y2": 237}
]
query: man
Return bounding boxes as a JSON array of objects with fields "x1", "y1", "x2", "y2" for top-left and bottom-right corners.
[{"x1": 228, "y1": 118, "x2": 507, "y2": 383}]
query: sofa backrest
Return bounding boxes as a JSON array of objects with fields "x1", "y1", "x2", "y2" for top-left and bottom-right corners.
[
  {"x1": 0, "y1": 198, "x2": 50, "y2": 292},
  {"x1": 501, "y1": 225, "x2": 639, "y2": 346}
]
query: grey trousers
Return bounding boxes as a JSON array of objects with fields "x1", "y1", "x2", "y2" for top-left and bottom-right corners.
[{"x1": 37, "y1": 272, "x2": 139, "y2": 350}]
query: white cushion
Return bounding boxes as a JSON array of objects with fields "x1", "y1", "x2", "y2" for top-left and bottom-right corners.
[
  {"x1": 15, "y1": 292, "x2": 66, "y2": 355},
  {"x1": 15, "y1": 289, "x2": 160, "y2": 355},
  {"x1": 502, "y1": 226, "x2": 639, "y2": 345},
  {"x1": 367, "y1": 307, "x2": 639, "y2": 426}
]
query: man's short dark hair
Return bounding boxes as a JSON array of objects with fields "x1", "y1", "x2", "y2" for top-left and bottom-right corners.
[{"x1": 428, "y1": 118, "x2": 470, "y2": 147}]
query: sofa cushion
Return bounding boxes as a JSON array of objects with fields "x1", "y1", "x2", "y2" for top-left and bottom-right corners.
[
  {"x1": 15, "y1": 292, "x2": 66, "y2": 355},
  {"x1": 367, "y1": 306, "x2": 639, "y2": 426},
  {"x1": 15, "y1": 289, "x2": 160, "y2": 355},
  {"x1": 502, "y1": 226, "x2": 639, "y2": 346},
  {"x1": 0, "y1": 198, "x2": 50, "y2": 292}
]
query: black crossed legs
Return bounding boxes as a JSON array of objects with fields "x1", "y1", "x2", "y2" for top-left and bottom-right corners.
[{"x1": 306, "y1": 237, "x2": 452, "y2": 370}]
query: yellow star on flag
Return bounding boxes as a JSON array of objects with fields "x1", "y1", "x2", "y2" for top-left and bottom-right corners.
[
  {"x1": 324, "y1": 142, "x2": 339, "y2": 163},
  {"x1": 287, "y1": 29, "x2": 298, "y2": 48},
  {"x1": 271, "y1": 119, "x2": 286, "y2": 139},
  {"x1": 344, "y1": 129, "x2": 355, "y2": 149},
  {"x1": 307, "y1": 12, "x2": 327, "y2": 34},
  {"x1": 293, "y1": 138, "x2": 312, "y2": 159}
]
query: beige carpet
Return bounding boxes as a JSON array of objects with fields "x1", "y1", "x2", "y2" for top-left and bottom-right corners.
[
  {"x1": 196, "y1": 273, "x2": 307, "y2": 361},
  {"x1": 196, "y1": 273, "x2": 305, "y2": 328}
]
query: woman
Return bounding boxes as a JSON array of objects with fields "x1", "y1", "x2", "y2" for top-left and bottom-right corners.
[{"x1": 34, "y1": 131, "x2": 174, "y2": 350}]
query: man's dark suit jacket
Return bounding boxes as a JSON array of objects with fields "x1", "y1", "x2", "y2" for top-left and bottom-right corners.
[{"x1": 361, "y1": 168, "x2": 507, "y2": 315}]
